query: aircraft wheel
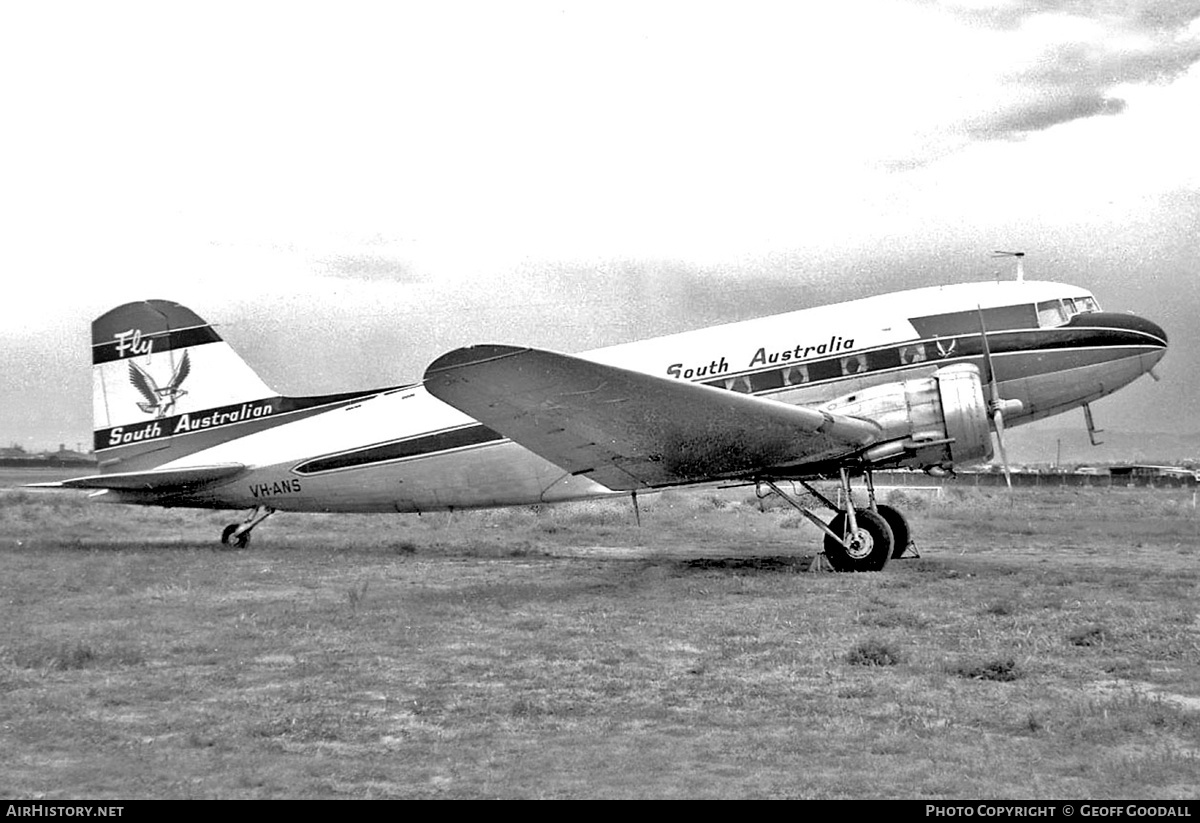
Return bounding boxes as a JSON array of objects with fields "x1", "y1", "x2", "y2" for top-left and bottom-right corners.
[
  {"x1": 874, "y1": 504, "x2": 912, "y2": 559},
  {"x1": 823, "y1": 509, "x2": 893, "y2": 572},
  {"x1": 220, "y1": 523, "x2": 251, "y2": 550}
]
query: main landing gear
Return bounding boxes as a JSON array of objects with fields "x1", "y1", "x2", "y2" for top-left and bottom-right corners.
[
  {"x1": 219, "y1": 505, "x2": 275, "y2": 549},
  {"x1": 761, "y1": 468, "x2": 916, "y2": 573}
]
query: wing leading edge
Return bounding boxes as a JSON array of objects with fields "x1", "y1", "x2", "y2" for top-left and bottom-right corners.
[{"x1": 424, "y1": 345, "x2": 882, "y2": 491}]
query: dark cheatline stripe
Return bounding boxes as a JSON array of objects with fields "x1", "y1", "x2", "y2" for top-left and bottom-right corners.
[
  {"x1": 989, "y1": 325, "x2": 1164, "y2": 356},
  {"x1": 93, "y1": 325, "x2": 222, "y2": 364},
  {"x1": 294, "y1": 425, "x2": 505, "y2": 475},
  {"x1": 702, "y1": 322, "x2": 1163, "y2": 396},
  {"x1": 276, "y1": 388, "x2": 403, "y2": 414},
  {"x1": 95, "y1": 388, "x2": 393, "y2": 453}
]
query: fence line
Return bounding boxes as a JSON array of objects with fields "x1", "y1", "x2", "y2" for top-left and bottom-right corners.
[{"x1": 872, "y1": 471, "x2": 1197, "y2": 490}]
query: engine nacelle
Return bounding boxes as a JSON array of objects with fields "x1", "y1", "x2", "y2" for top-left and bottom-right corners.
[{"x1": 821, "y1": 364, "x2": 994, "y2": 471}]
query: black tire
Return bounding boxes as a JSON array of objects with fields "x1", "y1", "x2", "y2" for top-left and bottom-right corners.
[
  {"x1": 823, "y1": 509, "x2": 893, "y2": 572},
  {"x1": 220, "y1": 523, "x2": 250, "y2": 550},
  {"x1": 874, "y1": 504, "x2": 912, "y2": 559}
]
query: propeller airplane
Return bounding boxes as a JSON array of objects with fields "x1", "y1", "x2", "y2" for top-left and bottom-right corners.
[{"x1": 34, "y1": 266, "x2": 1168, "y2": 571}]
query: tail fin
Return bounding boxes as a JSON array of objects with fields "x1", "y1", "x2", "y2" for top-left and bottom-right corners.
[{"x1": 92, "y1": 301, "x2": 278, "y2": 470}]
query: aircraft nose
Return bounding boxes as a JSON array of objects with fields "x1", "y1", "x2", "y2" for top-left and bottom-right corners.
[
  {"x1": 1140, "y1": 316, "x2": 1168, "y2": 348},
  {"x1": 1122, "y1": 313, "x2": 1168, "y2": 347},
  {"x1": 1138, "y1": 317, "x2": 1168, "y2": 376},
  {"x1": 1106, "y1": 312, "x2": 1168, "y2": 381},
  {"x1": 1084, "y1": 312, "x2": 1168, "y2": 348}
]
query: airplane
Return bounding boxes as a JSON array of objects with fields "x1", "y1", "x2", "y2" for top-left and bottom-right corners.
[{"x1": 35, "y1": 271, "x2": 1168, "y2": 572}]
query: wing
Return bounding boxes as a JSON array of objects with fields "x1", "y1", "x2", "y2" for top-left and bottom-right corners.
[
  {"x1": 168, "y1": 350, "x2": 191, "y2": 391},
  {"x1": 128, "y1": 360, "x2": 160, "y2": 404},
  {"x1": 424, "y1": 345, "x2": 882, "y2": 491},
  {"x1": 27, "y1": 463, "x2": 246, "y2": 491}
]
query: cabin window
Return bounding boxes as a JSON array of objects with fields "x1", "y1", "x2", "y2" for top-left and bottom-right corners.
[
  {"x1": 899, "y1": 344, "x2": 928, "y2": 365},
  {"x1": 840, "y1": 353, "x2": 867, "y2": 376},
  {"x1": 723, "y1": 375, "x2": 753, "y2": 393},
  {"x1": 781, "y1": 364, "x2": 809, "y2": 386},
  {"x1": 1076, "y1": 295, "x2": 1100, "y2": 313}
]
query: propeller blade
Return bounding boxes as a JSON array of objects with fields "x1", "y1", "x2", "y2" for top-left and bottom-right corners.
[
  {"x1": 976, "y1": 305, "x2": 1000, "y2": 403},
  {"x1": 993, "y1": 407, "x2": 1013, "y2": 490},
  {"x1": 976, "y1": 305, "x2": 1022, "y2": 491}
]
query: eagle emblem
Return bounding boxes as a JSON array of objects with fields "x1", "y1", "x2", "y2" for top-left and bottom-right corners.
[
  {"x1": 935, "y1": 339, "x2": 957, "y2": 359},
  {"x1": 128, "y1": 352, "x2": 190, "y2": 418}
]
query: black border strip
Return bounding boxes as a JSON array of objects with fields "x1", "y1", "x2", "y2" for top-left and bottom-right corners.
[
  {"x1": 93, "y1": 325, "x2": 223, "y2": 364},
  {"x1": 293, "y1": 424, "x2": 505, "y2": 475},
  {"x1": 94, "y1": 388, "x2": 399, "y2": 453},
  {"x1": 701, "y1": 325, "x2": 1163, "y2": 395}
]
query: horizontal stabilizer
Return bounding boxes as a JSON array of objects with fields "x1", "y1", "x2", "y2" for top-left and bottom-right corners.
[
  {"x1": 424, "y1": 345, "x2": 882, "y2": 490},
  {"x1": 27, "y1": 463, "x2": 246, "y2": 491}
]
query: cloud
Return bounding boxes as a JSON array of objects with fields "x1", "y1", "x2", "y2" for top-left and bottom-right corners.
[
  {"x1": 319, "y1": 253, "x2": 421, "y2": 283},
  {"x1": 950, "y1": 1, "x2": 1200, "y2": 140},
  {"x1": 945, "y1": 0, "x2": 1200, "y2": 35},
  {"x1": 969, "y1": 90, "x2": 1127, "y2": 138}
]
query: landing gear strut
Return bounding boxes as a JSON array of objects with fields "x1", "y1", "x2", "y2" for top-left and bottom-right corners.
[
  {"x1": 219, "y1": 505, "x2": 275, "y2": 549},
  {"x1": 761, "y1": 467, "x2": 912, "y2": 572}
]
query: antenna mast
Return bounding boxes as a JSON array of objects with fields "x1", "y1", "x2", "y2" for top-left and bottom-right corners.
[{"x1": 992, "y1": 250, "x2": 1025, "y2": 283}]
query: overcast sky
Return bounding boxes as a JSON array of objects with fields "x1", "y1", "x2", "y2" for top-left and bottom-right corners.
[{"x1": 2, "y1": 1, "x2": 1197, "y2": 454}]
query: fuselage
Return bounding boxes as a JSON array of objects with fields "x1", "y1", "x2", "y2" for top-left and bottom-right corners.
[{"x1": 103, "y1": 280, "x2": 1168, "y2": 512}]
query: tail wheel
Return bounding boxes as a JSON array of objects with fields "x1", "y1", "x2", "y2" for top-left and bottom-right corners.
[
  {"x1": 824, "y1": 509, "x2": 893, "y2": 572},
  {"x1": 220, "y1": 524, "x2": 251, "y2": 550},
  {"x1": 874, "y1": 504, "x2": 912, "y2": 559}
]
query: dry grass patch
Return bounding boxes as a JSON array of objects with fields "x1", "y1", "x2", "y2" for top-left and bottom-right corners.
[
  {"x1": 0, "y1": 484, "x2": 1198, "y2": 797},
  {"x1": 846, "y1": 639, "x2": 904, "y2": 667}
]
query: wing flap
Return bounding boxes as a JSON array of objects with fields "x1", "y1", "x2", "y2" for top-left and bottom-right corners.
[
  {"x1": 27, "y1": 463, "x2": 246, "y2": 491},
  {"x1": 424, "y1": 345, "x2": 881, "y2": 490}
]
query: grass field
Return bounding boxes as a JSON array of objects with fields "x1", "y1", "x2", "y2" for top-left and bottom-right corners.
[{"x1": 1, "y1": 475, "x2": 1198, "y2": 798}]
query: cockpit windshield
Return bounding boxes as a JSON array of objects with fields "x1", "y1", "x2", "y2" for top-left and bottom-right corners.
[{"x1": 1036, "y1": 294, "x2": 1101, "y2": 328}]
